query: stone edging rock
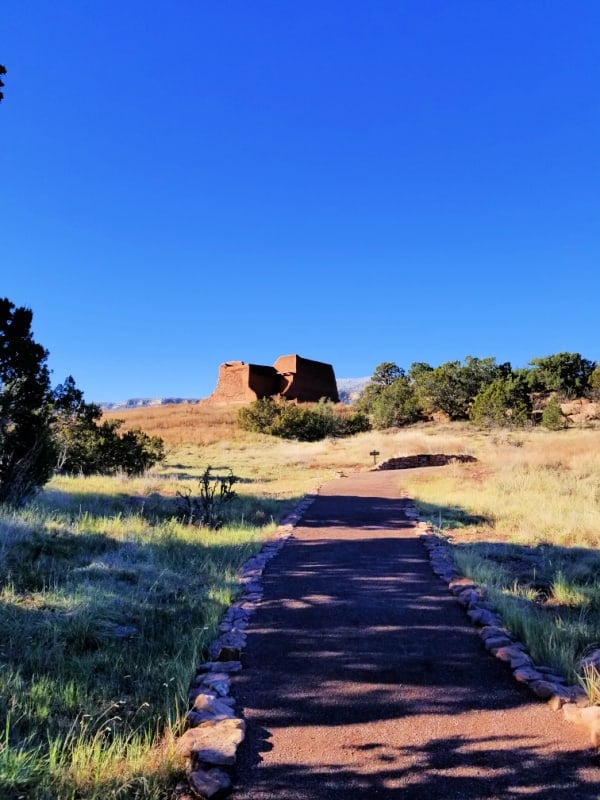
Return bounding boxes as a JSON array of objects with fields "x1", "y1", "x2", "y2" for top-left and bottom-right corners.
[
  {"x1": 174, "y1": 495, "x2": 317, "y2": 799},
  {"x1": 418, "y1": 522, "x2": 600, "y2": 750}
]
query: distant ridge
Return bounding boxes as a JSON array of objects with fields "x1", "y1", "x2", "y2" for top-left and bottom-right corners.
[
  {"x1": 100, "y1": 378, "x2": 370, "y2": 410},
  {"x1": 337, "y1": 377, "x2": 369, "y2": 404},
  {"x1": 99, "y1": 398, "x2": 200, "y2": 410}
]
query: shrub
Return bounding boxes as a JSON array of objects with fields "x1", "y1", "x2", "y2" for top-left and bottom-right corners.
[
  {"x1": 175, "y1": 466, "x2": 238, "y2": 528},
  {"x1": 357, "y1": 364, "x2": 422, "y2": 428},
  {"x1": 470, "y1": 377, "x2": 532, "y2": 428},
  {"x1": 541, "y1": 395, "x2": 567, "y2": 430},
  {"x1": 53, "y1": 377, "x2": 164, "y2": 476},
  {"x1": 238, "y1": 398, "x2": 370, "y2": 441},
  {"x1": 528, "y1": 352, "x2": 596, "y2": 398}
]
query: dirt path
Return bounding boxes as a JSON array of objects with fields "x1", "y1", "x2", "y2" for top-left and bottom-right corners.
[{"x1": 230, "y1": 471, "x2": 599, "y2": 799}]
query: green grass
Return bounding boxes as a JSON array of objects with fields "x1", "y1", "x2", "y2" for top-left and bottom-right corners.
[
  {"x1": 0, "y1": 472, "x2": 298, "y2": 799},
  {"x1": 401, "y1": 429, "x2": 600, "y2": 697}
]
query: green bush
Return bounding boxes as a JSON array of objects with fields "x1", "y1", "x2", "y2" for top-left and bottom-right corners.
[
  {"x1": 528, "y1": 352, "x2": 596, "y2": 398},
  {"x1": 470, "y1": 377, "x2": 531, "y2": 428},
  {"x1": 357, "y1": 363, "x2": 423, "y2": 428},
  {"x1": 175, "y1": 465, "x2": 238, "y2": 528},
  {"x1": 541, "y1": 395, "x2": 567, "y2": 430},
  {"x1": 238, "y1": 398, "x2": 370, "y2": 441},
  {"x1": 53, "y1": 377, "x2": 164, "y2": 476}
]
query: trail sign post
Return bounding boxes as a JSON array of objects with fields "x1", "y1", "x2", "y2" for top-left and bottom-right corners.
[{"x1": 370, "y1": 449, "x2": 380, "y2": 466}]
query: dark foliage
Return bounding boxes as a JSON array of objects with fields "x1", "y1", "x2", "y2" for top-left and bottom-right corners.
[
  {"x1": 527, "y1": 352, "x2": 596, "y2": 398},
  {"x1": 470, "y1": 376, "x2": 532, "y2": 428},
  {"x1": 53, "y1": 378, "x2": 165, "y2": 476},
  {"x1": 238, "y1": 398, "x2": 370, "y2": 441},
  {"x1": 0, "y1": 298, "x2": 56, "y2": 504}
]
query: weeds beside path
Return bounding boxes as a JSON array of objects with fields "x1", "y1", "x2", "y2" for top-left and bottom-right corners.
[{"x1": 231, "y1": 471, "x2": 600, "y2": 800}]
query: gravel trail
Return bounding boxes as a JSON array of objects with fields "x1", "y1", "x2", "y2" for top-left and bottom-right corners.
[{"x1": 230, "y1": 471, "x2": 599, "y2": 799}]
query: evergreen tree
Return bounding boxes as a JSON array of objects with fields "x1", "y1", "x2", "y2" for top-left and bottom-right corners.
[{"x1": 0, "y1": 299, "x2": 56, "y2": 504}]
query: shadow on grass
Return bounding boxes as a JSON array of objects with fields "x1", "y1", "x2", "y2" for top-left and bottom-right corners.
[
  {"x1": 39, "y1": 487, "x2": 302, "y2": 530},
  {"x1": 413, "y1": 499, "x2": 492, "y2": 529}
]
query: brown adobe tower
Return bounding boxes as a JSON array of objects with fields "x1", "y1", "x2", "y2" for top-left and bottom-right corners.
[{"x1": 208, "y1": 355, "x2": 339, "y2": 404}]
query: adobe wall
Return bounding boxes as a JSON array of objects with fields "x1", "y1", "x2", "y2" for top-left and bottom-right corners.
[
  {"x1": 208, "y1": 355, "x2": 339, "y2": 404},
  {"x1": 248, "y1": 365, "x2": 282, "y2": 399},
  {"x1": 274, "y1": 355, "x2": 339, "y2": 403},
  {"x1": 208, "y1": 362, "x2": 261, "y2": 404}
]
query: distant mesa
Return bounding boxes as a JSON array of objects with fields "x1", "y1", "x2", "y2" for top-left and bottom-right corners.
[
  {"x1": 208, "y1": 354, "x2": 340, "y2": 404},
  {"x1": 100, "y1": 397, "x2": 199, "y2": 410}
]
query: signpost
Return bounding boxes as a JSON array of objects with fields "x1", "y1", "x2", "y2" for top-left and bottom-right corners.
[{"x1": 370, "y1": 449, "x2": 380, "y2": 466}]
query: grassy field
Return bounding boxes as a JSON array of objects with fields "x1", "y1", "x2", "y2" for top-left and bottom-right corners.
[
  {"x1": 398, "y1": 427, "x2": 600, "y2": 689},
  {"x1": 1, "y1": 404, "x2": 599, "y2": 797}
]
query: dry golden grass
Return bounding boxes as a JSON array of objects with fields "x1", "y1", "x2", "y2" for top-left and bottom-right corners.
[
  {"x1": 103, "y1": 401, "x2": 241, "y2": 445},
  {"x1": 56, "y1": 406, "x2": 600, "y2": 694}
]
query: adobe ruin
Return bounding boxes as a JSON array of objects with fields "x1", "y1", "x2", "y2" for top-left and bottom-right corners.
[{"x1": 208, "y1": 355, "x2": 340, "y2": 404}]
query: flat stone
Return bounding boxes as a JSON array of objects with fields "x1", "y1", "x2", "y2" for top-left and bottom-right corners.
[
  {"x1": 535, "y1": 666, "x2": 568, "y2": 683},
  {"x1": 479, "y1": 625, "x2": 511, "y2": 642},
  {"x1": 492, "y1": 645, "x2": 522, "y2": 662},
  {"x1": 467, "y1": 607, "x2": 501, "y2": 627},
  {"x1": 191, "y1": 693, "x2": 236, "y2": 717},
  {"x1": 579, "y1": 648, "x2": 600, "y2": 671},
  {"x1": 562, "y1": 700, "x2": 600, "y2": 744},
  {"x1": 456, "y1": 589, "x2": 479, "y2": 608},
  {"x1": 548, "y1": 691, "x2": 571, "y2": 711},
  {"x1": 188, "y1": 710, "x2": 235, "y2": 726},
  {"x1": 175, "y1": 718, "x2": 245, "y2": 763},
  {"x1": 530, "y1": 680, "x2": 558, "y2": 700},
  {"x1": 197, "y1": 661, "x2": 242, "y2": 674},
  {"x1": 509, "y1": 653, "x2": 533, "y2": 670},
  {"x1": 483, "y1": 636, "x2": 513, "y2": 652},
  {"x1": 513, "y1": 666, "x2": 543, "y2": 684},
  {"x1": 570, "y1": 686, "x2": 591, "y2": 707},
  {"x1": 449, "y1": 577, "x2": 476, "y2": 593},
  {"x1": 193, "y1": 672, "x2": 230, "y2": 688},
  {"x1": 216, "y1": 646, "x2": 241, "y2": 662},
  {"x1": 188, "y1": 767, "x2": 231, "y2": 798}
]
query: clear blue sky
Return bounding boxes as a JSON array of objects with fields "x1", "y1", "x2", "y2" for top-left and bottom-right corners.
[{"x1": 2, "y1": 1, "x2": 599, "y2": 402}]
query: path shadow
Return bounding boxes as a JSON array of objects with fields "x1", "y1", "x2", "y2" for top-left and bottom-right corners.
[
  {"x1": 230, "y1": 485, "x2": 600, "y2": 799},
  {"x1": 233, "y1": 731, "x2": 600, "y2": 799}
]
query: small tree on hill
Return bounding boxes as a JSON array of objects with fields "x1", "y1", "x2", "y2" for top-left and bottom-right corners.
[
  {"x1": 470, "y1": 377, "x2": 531, "y2": 428},
  {"x1": 589, "y1": 365, "x2": 600, "y2": 400},
  {"x1": 541, "y1": 395, "x2": 567, "y2": 430},
  {"x1": 528, "y1": 353, "x2": 596, "y2": 398}
]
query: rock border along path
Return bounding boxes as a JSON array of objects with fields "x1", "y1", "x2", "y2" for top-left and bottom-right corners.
[
  {"x1": 421, "y1": 530, "x2": 600, "y2": 747},
  {"x1": 176, "y1": 471, "x2": 599, "y2": 799},
  {"x1": 174, "y1": 496, "x2": 317, "y2": 799}
]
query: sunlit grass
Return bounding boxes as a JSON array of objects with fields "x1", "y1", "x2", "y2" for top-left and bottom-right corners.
[
  {"x1": 401, "y1": 427, "x2": 600, "y2": 693},
  {"x1": 3, "y1": 411, "x2": 600, "y2": 797},
  {"x1": 0, "y1": 472, "x2": 278, "y2": 798}
]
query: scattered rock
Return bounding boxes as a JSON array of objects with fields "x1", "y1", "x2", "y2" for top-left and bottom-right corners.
[
  {"x1": 176, "y1": 718, "x2": 245, "y2": 764},
  {"x1": 189, "y1": 767, "x2": 231, "y2": 798},
  {"x1": 419, "y1": 518, "x2": 597, "y2": 750},
  {"x1": 513, "y1": 666, "x2": 544, "y2": 684},
  {"x1": 530, "y1": 680, "x2": 559, "y2": 700},
  {"x1": 563, "y1": 703, "x2": 600, "y2": 746}
]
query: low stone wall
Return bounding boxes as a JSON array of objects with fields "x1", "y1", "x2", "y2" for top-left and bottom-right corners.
[{"x1": 376, "y1": 453, "x2": 477, "y2": 470}]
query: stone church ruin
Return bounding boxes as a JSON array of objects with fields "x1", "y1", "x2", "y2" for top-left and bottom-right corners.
[{"x1": 208, "y1": 355, "x2": 340, "y2": 404}]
